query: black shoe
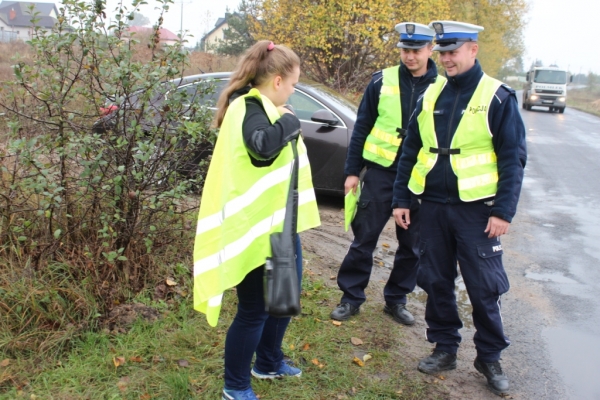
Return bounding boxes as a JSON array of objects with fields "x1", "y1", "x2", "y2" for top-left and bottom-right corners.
[
  {"x1": 330, "y1": 303, "x2": 359, "y2": 321},
  {"x1": 474, "y1": 357, "x2": 510, "y2": 396},
  {"x1": 417, "y1": 350, "x2": 457, "y2": 375},
  {"x1": 383, "y1": 303, "x2": 415, "y2": 326}
]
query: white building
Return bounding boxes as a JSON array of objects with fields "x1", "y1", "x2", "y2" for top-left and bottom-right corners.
[{"x1": 0, "y1": 1, "x2": 59, "y2": 42}]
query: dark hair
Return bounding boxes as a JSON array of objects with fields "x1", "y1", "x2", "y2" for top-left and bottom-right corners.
[{"x1": 215, "y1": 40, "x2": 300, "y2": 127}]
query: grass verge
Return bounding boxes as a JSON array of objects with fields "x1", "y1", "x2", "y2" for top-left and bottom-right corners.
[
  {"x1": 567, "y1": 87, "x2": 600, "y2": 116},
  {"x1": 0, "y1": 259, "x2": 434, "y2": 400}
]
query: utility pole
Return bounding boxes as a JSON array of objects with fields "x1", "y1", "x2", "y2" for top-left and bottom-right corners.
[{"x1": 175, "y1": 0, "x2": 192, "y2": 37}]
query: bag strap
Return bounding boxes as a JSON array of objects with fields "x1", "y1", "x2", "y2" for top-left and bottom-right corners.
[{"x1": 280, "y1": 139, "x2": 299, "y2": 240}]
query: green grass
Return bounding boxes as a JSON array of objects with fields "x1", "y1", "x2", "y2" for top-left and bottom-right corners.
[
  {"x1": 568, "y1": 86, "x2": 600, "y2": 116},
  {"x1": 0, "y1": 265, "x2": 433, "y2": 400}
]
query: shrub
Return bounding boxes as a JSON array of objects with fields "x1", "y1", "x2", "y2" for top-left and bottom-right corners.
[{"x1": 0, "y1": 0, "x2": 215, "y2": 355}]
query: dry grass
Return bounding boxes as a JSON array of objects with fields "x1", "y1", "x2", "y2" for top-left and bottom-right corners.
[{"x1": 568, "y1": 86, "x2": 600, "y2": 116}]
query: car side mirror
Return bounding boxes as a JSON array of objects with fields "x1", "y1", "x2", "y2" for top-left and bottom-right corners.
[{"x1": 311, "y1": 109, "x2": 339, "y2": 126}]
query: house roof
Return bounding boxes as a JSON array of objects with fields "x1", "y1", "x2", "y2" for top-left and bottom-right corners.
[
  {"x1": 0, "y1": 1, "x2": 58, "y2": 28},
  {"x1": 126, "y1": 26, "x2": 180, "y2": 41},
  {"x1": 201, "y1": 13, "x2": 242, "y2": 41}
]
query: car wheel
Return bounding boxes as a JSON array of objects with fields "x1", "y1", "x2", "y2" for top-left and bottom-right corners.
[{"x1": 559, "y1": 107, "x2": 565, "y2": 114}]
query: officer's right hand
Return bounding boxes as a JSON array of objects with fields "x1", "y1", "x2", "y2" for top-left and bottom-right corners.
[
  {"x1": 393, "y1": 208, "x2": 411, "y2": 230},
  {"x1": 344, "y1": 175, "x2": 360, "y2": 195}
]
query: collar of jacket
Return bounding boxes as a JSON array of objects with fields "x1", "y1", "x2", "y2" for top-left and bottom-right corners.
[
  {"x1": 399, "y1": 58, "x2": 439, "y2": 83},
  {"x1": 445, "y1": 59, "x2": 483, "y2": 91}
]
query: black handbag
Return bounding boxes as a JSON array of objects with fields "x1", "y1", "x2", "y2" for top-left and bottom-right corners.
[{"x1": 264, "y1": 139, "x2": 301, "y2": 317}]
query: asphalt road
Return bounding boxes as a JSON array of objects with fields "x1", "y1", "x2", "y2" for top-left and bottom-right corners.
[{"x1": 503, "y1": 93, "x2": 600, "y2": 399}]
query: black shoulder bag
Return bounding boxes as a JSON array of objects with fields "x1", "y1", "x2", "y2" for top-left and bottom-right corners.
[{"x1": 264, "y1": 139, "x2": 301, "y2": 317}]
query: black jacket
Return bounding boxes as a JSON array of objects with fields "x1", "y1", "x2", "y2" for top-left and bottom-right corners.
[
  {"x1": 344, "y1": 59, "x2": 439, "y2": 176},
  {"x1": 392, "y1": 60, "x2": 527, "y2": 223},
  {"x1": 230, "y1": 87, "x2": 301, "y2": 167}
]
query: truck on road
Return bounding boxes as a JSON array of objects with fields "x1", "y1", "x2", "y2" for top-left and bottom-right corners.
[{"x1": 522, "y1": 66, "x2": 571, "y2": 113}]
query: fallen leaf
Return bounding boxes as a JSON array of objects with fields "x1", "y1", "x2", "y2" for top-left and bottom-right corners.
[
  {"x1": 113, "y1": 356, "x2": 126, "y2": 368},
  {"x1": 140, "y1": 394, "x2": 152, "y2": 400},
  {"x1": 0, "y1": 359, "x2": 9, "y2": 367},
  {"x1": 302, "y1": 343, "x2": 310, "y2": 351},
  {"x1": 439, "y1": 375, "x2": 445, "y2": 380},
  {"x1": 152, "y1": 355, "x2": 164, "y2": 363},
  {"x1": 318, "y1": 363, "x2": 325, "y2": 368},
  {"x1": 352, "y1": 357, "x2": 364, "y2": 367},
  {"x1": 332, "y1": 321, "x2": 342, "y2": 326},
  {"x1": 350, "y1": 337, "x2": 363, "y2": 346},
  {"x1": 382, "y1": 243, "x2": 390, "y2": 248},
  {"x1": 362, "y1": 354, "x2": 372, "y2": 362},
  {"x1": 116, "y1": 376, "x2": 130, "y2": 392},
  {"x1": 130, "y1": 356, "x2": 143, "y2": 363},
  {"x1": 396, "y1": 390, "x2": 403, "y2": 394},
  {"x1": 289, "y1": 344, "x2": 295, "y2": 350},
  {"x1": 177, "y1": 359, "x2": 189, "y2": 367},
  {"x1": 165, "y1": 278, "x2": 177, "y2": 286},
  {"x1": 311, "y1": 358, "x2": 320, "y2": 365},
  {"x1": 329, "y1": 275, "x2": 336, "y2": 280},
  {"x1": 378, "y1": 261, "x2": 384, "y2": 266}
]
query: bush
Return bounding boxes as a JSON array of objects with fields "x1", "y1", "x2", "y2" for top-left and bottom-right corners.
[{"x1": 0, "y1": 0, "x2": 215, "y2": 355}]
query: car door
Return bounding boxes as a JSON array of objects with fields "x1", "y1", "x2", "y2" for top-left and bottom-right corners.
[{"x1": 287, "y1": 89, "x2": 348, "y2": 194}]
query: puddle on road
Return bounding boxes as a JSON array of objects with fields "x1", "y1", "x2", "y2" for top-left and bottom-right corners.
[
  {"x1": 543, "y1": 326, "x2": 600, "y2": 399},
  {"x1": 372, "y1": 244, "x2": 474, "y2": 328},
  {"x1": 525, "y1": 271, "x2": 578, "y2": 284},
  {"x1": 411, "y1": 276, "x2": 474, "y2": 329}
]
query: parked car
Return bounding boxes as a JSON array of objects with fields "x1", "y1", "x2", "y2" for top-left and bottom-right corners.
[{"x1": 93, "y1": 72, "x2": 357, "y2": 195}]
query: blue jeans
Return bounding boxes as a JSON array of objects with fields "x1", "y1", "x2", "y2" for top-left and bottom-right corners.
[{"x1": 224, "y1": 234, "x2": 303, "y2": 390}]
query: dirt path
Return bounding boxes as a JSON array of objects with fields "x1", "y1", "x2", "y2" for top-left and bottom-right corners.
[{"x1": 300, "y1": 196, "x2": 566, "y2": 399}]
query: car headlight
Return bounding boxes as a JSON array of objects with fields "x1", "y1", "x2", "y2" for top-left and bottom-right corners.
[
  {"x1": 530, "y1": 95, "x2": 538, "y2": 100},
  {"x1": 558, "y1": 97, "x2": 565, "y2": 102}
]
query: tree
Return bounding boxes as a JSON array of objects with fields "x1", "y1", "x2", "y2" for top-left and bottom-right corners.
[
  {"x1": 449, "y1": 0, "x2": 528, "y2": 78},
  {"x1": 128, "y1": 11, "x2": 151, "y2": 26},
  {"x1": 215, "y1": 2, "x2": 256, "y2": 56}
]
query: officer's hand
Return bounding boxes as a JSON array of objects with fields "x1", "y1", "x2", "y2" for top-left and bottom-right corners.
[
  {"x1": 344, "y1": 175, "x2": 360, "y2": 195},
  {"x1": 393, "y1": 208, "x2": 411, "y2": 230},
  {"x1": 485, "y1": 216, "x2": 510, "y2": 238}
]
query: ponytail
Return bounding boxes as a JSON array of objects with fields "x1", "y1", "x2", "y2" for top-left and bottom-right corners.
[{"x1": 215, "y1": 40, "x2": 300, "y2": 127}]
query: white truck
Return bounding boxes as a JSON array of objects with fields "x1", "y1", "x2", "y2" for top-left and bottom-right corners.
[{"x1": 522, "y1": 66, "x2": 571, "y2": 113}]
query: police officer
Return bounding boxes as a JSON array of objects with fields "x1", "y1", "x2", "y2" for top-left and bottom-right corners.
[
  {"x1": 330, "y1": 23, "x2": 438, "y2": 325},
  {"x1": 392, "y1": 21, "x2": 527, "y2": 396}
]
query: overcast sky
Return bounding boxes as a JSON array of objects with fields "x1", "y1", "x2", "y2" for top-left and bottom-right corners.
[{"x1": 47, "y1": 0, "x2": 599, "y2": 74}]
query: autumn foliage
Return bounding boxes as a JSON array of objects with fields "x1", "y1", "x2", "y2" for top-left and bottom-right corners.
[{"x1": 245, "y1": 0, "x2": 526, "y2": 93}]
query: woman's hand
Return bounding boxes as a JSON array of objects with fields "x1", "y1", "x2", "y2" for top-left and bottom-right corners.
[{"x1": 277, "y1": 105, "x2": 295, "y2": 116}]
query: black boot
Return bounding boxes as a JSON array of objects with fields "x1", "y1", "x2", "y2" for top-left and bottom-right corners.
[
  {"x1": 417, "y1": 350, "x2": 457, "y2": 375},
  {"x1": 330, "y1": 303, "x2": 359, "y2": 321},
  {"x1": 474, "y1": 357, "x2": 510, "y2": 396},
  {"x1": 383, "y1": 303, "x2": 415, "y2": 325}
]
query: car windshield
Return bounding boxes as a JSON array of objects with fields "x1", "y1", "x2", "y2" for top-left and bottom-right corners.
[{"x1": 534, "y1": 70, "x2": 567, "y2": 84}]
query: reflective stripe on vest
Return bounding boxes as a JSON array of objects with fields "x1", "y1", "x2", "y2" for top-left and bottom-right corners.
[
  {"x1": 362, "y1": 66, "x2": 402, "y2": 167},
  {"x1": 409, "y1": 74, "x2": 502, "y2": 201},
  {"x1": 193, "y1": 88, "x2": 320, "y2": 326}
]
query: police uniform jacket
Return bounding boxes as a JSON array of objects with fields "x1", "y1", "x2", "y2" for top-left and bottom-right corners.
[
  {"x1": 344, "y1": 59, "x2": 438, "y2": 177},
  {"x1": 392, "y1": 60, "x2": 527, "y2": 222}
]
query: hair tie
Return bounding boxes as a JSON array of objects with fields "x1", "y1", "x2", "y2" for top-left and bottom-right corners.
[{"x1": 267, "y1": 41, "x2": 275, "y2": 51}]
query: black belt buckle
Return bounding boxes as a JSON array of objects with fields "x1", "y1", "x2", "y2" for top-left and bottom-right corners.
[{"x1": 396, "y1": 128, "x2": 407, "y2": 139}]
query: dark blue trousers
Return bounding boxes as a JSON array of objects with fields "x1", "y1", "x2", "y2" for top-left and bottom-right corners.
[
  {"x1": 337, "y1": 167, "x2": 419, "y2": 307},
  {"x1": 417, "y1": 200, "x2": 510, "y2": 363},
  {"x1": 223, "y1": 235, "x2": 302, "y2": 391}
]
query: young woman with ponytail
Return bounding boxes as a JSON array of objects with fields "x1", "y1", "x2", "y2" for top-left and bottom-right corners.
[{"x1": 193, "y1": 40, "x2": 320, "y2": 400}]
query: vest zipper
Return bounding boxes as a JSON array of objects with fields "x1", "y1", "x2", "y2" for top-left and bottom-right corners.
[{"x1": 445, "y1": 81, "x2": 460, "y2": 201}]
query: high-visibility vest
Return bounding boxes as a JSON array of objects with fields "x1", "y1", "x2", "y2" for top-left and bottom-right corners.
[
  {"x1": 193, "y1": 88, "x2": 320, "y2": 327},
  {"x1": 362, "y1": 66, "x2": 402, "y2": 167},
  {"x1": 409, "y1": 74, "x2": 502, "y2": 201}
]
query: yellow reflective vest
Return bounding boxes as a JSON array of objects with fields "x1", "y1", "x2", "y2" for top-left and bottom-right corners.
[
  {"x1": 409, "y1": 74, "x2": 503, "y2": 201},
  {"x1": 362, "y1": 66, "x2": 402, "y2": 167},
  {"x1": 193, "y1": 88, "x2": 321, "y2": 326}
]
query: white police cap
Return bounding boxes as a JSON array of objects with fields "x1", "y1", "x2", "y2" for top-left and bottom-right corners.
[
  {"x1": 428, "y1": 20, "x2": 484, "y2": 51},
  {"x1": 395, "y1": 22, "x2": 435, "y2": 49}
]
